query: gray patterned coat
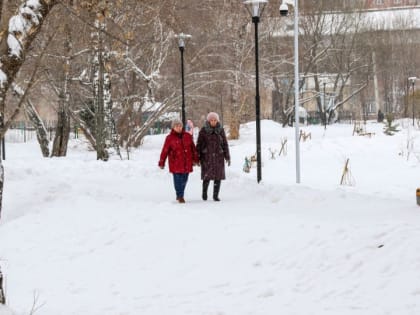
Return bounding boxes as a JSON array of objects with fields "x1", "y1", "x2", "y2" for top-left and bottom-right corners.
[{"x1": 196, "y1": 122, "x2": 230, "y2": 180}]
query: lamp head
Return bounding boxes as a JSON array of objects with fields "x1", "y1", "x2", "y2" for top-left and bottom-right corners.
[
  {"x1": 178, "y1": 38, "x2": 185, "y2": 48},
  {"x1": 243, "y1": 0, "x2": 268, "y2": 18},
  {"x1": 279, "y1": 2, "x2": 289, "y2": 16},
  {"x1": 174, "y1": 33, "x2": 192, "y2": 49}
]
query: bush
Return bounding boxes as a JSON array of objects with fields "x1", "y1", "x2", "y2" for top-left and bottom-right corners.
[{"x1": 383, "y1": 114, "x2": 399, "y2": 136}]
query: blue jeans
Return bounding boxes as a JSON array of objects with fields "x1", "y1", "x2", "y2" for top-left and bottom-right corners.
[{"x1": 173, "y1": 173, "x2": 189, "y2": 199}]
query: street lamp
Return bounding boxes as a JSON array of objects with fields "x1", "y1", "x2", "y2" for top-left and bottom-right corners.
[
  {"x1": 244, "y1": 0, "x2": 267, "y2": 183},
  {"x1": 408, "y1": 76, "x2": 417, "y2": 127},
  {"x1": 175, "y1": 33, "x2": 191, "y2": 127},
  {"x1": 279, "y1": 0, "x2": 300, "y2": 183}
]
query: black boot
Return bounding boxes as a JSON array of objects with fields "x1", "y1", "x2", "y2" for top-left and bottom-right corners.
[
  {"x1": 213, "y1": 180, "x2": 221, "y2": 201},
  {"x1": 202, "y1": 180, "x2": 210, "y2": 201}
]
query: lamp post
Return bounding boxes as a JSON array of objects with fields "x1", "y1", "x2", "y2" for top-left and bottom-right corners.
[
  {"x1": 323, "y1": 81, "x2": 327, "y2": 130},
  {"x1": 175, "y1": 33, "x2": 191, "y2": 127},
  {"x1": 408, "y1": 76, "x2": 417, "y2": 127},
  {"x1": 0, "y1": 116, "x2": 4, "y2": 160},
  {"x1": 280, "y1": 0, "x2": 300, "y2": 183},
  {"x1": 244, "y1": 0, "x2": 267, "y2": 183}
]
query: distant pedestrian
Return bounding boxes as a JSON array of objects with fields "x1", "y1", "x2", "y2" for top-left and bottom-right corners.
[
  {"x1": 196, "y1": 112, "x2": 230, "y2": 201},
  {"x1": 185, "y1": 119, "x2": 194, "y2": 136},
  {"x1": 377, "y1": 110, "x2": 384, "y2": 123},
  {"x1": 158, "y1": 118, "x2": 198, "y2": 203}
]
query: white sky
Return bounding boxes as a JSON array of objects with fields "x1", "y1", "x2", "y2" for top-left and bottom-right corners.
[{"x1": 1, "y1": 119, "x2": 420, "y2": 315}]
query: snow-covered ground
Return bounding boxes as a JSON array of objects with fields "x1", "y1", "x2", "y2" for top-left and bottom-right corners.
[{"x1": 1, "y1": 120, "x2": 420, "y2": 315}]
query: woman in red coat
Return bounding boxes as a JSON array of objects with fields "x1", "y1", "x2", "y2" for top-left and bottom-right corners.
[{"x1": 158, "y1": 118, "x2": 198, "y2": 203}]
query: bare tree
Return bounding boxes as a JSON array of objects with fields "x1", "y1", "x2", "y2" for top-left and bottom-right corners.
[
  {"x1": 271, "y1": 2, "x2": 371, "y2": 126},
  {"x1": 369, "y1": 14, "x2": 420, "y2": 117},
  {"x1": 106, "y1": 0, "x2": 182, "y2": 152}
]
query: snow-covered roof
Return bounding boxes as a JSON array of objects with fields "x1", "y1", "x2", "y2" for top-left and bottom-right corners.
[
  {"x1": 141, "y1": 101, "x2": 162, "y2": 113},
  {"x1": 271, "y1": 6, "x2": 420, "y2": 37},
  {"x1": 363, "y1": 7, "x2": 420, "y2": 30},
  {"x1": 139, "y1": 101, "x2": 179, "y2": 121}
]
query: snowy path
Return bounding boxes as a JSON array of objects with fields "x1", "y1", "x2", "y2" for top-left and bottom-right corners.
[{"x1": 1, "y1": 121, "x2": 420, "y2": 315}]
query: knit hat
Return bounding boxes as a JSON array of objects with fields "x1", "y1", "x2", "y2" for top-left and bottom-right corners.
[
  {"x1": 171, "y1": 118, "x2": 183, "y2": 128},
  {"x1": 207, "y1": 112, "x2": 219, "y2": 122}
]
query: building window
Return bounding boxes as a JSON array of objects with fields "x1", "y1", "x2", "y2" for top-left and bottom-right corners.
[
  {"x1": 375, "y1": 0, "x2": 384, "y2": 4},
  {"x1": 365, "y1": 102, "x2": 376, "y2": 114},
  {"x1": 408, "y1": 0, "x2": 416, "y2": 4},
  {"x1": 393, "y1": 0, "x2": 401, "y2": 4}
]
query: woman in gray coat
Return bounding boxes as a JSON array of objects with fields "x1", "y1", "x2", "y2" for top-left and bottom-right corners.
[{"x1": 196, "y1": 112, "x2": 230, "y2": 201}]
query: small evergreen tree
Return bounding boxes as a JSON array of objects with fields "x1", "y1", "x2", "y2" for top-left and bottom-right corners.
[{"x1": 383, "y1": 114, "x2": 400, "y2": 136}]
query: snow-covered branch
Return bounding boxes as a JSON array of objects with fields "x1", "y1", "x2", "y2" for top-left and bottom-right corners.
[{"x1": 0, "y1": 0, "x2": 57, "y2": 102}]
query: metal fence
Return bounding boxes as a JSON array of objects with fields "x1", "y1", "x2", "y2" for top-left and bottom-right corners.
[
  {"x1": 5, "y1": 121, "x2": 57, "y2": 143},
  {"x1": 4, "y1": 120, "x2": 172, "y2": 144}
]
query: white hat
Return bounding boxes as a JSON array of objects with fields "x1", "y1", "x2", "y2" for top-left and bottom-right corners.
[{"x1": 207, "y1": 112, "x2": 219, "y2": 122}]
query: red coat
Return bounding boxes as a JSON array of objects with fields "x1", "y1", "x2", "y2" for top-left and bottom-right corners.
[{"x1": 158, "y1": 129, "x2": 198, "y2": 173}]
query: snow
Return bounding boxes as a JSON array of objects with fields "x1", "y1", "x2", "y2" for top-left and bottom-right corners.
[
  {"x1": 25, "y1": 0, "x2": 41, "y2": 11},
  {"x1": 1, "y1": 120, "x2": 420, "y2": 315},
  {"x1": 0, "y1": 71, "x2": 7, "y2": 89},
  {"x1": 6, "y1": 35, "x2": 21, "y2": 59},
  {"x1": 8, "y1": 16, "x2": 27, "y2": 34},
  {"x1": 6, "y1": 0, "x2": 44, "y2": 59},
  {"x1": 0, "y1": 305, "x2": 14, "y2": 315}
]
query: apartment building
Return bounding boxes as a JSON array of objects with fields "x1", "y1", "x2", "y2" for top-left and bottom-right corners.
[{"x1": 366, "y1": 0, "x2": 420, "y2": 8}]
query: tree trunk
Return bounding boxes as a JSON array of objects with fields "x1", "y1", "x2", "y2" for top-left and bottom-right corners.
[
  {"x1": 92, "y1": 15, "x2": 108, "y2": 161},
  {"x1": 51, "y1": 24, "x2": 72, "y2": 157},
  {"x1": 104, "y1": 67, "x2": 121, "y2": 159},
  {"x1": 273, "y1": 76, "x2": 288, "y2": 126},
  {"x1": 25, "y1": 99, "x2": 50, "y2": 157},
  {"x1": 51, "y1": 95, "x2": 71, "y2": 157},
  {"x1": 229, "y1": 82, "x2": 241, "y2": 140}
]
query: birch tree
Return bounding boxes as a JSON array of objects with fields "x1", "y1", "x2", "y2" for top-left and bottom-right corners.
[
  {"x1": 0, "y1": 0, "x2": 60, "y2": 305},
  {"x1": 88, "y1": 1, "x2": 122, "y2": 160},
  {"x1": 91, "y1": 9, "x2": 108, "y2": 160},
  {"x1": 0, "y1": 0, "x2": 57, "y2": 216},
  {"x1": 51, "y1": 23, "x2": 72, "y2": 157}
]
